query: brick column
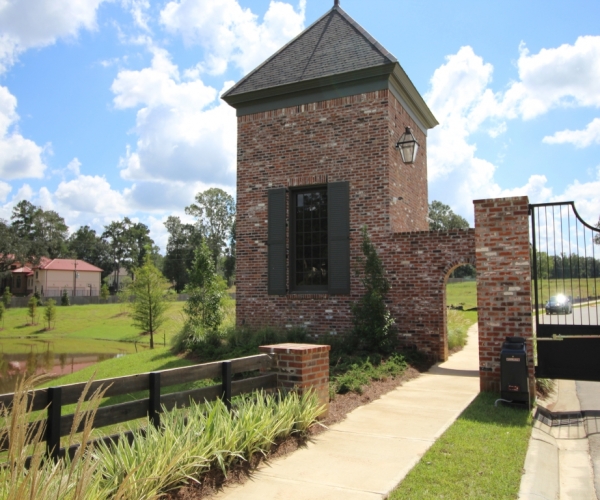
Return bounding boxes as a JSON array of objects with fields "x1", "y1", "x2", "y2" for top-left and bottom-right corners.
[
  {"x1": 474, "y1": 197, "x2": 535, "y2": 396},
  {"x1": 259, "y1": 343, "x2": 330, "y2": 416}
]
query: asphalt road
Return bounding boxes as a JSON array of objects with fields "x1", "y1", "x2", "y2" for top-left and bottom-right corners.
[
  {"x1": 538, "y1": 302, "x2": 599, "y2": 326},
  {"x1": 576, "y1": 380, "x2": 600, "y2": 500}
]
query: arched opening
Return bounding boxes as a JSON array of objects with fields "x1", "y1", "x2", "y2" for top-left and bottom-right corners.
[{"x1": 443, "y1": 261, "x2": 477, "y2": 360}]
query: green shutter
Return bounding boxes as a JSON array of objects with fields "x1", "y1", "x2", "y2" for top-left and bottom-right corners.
[
  {"x1": 268, "y1": 188, "x2": 287, "y2": 295},
  {"x1": 328, "y1": 181, "x2": 350, "y2": 294}
]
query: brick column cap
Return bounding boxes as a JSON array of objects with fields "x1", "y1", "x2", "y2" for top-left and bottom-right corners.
[
  {"x1": 259, "y1": 343, "x2": 331, "y2": 355},
  {"x1": 473, "y1": 196, "x2": 529, "y2": 205}
]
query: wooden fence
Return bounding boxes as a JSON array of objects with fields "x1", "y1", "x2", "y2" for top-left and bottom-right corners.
[{"x1": 0, "y1": 354, "x2": 275, "y2": 463}]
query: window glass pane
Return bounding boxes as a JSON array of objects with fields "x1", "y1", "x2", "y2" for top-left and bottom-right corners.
[{"x1": 292, "y1": 187, "x2": 328, "y2": 289}]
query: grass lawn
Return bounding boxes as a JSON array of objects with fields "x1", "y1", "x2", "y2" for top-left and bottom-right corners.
[
  {"x1": 390, "y1": 392, "x2": 531, "y2": 499},
  {"x1": 446, "y1": 281, "x2": 477, "y2": 310},
  {"x1": 533, "y1": 277, "x2": 600, "y2": 301},
  {"x1": 0, "y1": 301, "x2": 186, "y2": 355}
]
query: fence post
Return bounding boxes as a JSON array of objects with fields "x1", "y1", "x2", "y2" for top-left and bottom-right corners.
[
  {"x1": 148, "y1": 372, "x2": 161, "y2": 429},
  {"x1": 46, "y1": 386, "x2": 62, "y2": 462},
  {"x1": 221, "y1": 361, "x2": 232, "y2": 411}
]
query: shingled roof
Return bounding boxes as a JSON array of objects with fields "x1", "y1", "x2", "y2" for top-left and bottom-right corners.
[
  {"x1": 223, "y1": 6, "x2": 396, "y2": 97},
  {"x1": 221, "y1": 4, "x2": 437, "y2": 130}
]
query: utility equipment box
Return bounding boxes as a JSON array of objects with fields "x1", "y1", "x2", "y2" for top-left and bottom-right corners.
[{"x1": 500, "y1": 336, "x2": 529, "y2": 404}]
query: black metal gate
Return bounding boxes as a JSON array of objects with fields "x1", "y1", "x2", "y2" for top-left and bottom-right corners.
[{"x1": 530, "y1": 202, "x2": 600, "y2": 381}]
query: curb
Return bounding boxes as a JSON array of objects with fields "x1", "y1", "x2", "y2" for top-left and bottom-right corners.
[{"x1": 519, "y1": 428, "x2": 560, "y2": 500}]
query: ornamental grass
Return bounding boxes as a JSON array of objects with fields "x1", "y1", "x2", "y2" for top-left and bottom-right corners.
[{"x1": 1, "y1": 377, "x2": 324, "y2": 500}]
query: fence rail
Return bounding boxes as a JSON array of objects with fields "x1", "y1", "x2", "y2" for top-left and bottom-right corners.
[{"x1": 0, "y1": 353, "x2": 275, "y2": 462}]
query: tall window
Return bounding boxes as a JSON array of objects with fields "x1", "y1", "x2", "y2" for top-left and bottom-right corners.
[
  {"x1": 267, "y1": 181, "x2": 349, "y2": 296},
  {"x1": 291, "y1": 188, "x2": 328, "y2": 291}
]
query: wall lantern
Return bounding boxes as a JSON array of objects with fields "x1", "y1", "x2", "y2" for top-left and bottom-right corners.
[{"x1": 395, "y1": 127, "x2": 419, "y2": 164}]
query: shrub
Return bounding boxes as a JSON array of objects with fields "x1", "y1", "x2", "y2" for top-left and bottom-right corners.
[
  {"x1": 2, "y1": 286, "x2": 12, "y2": 308},
  {"x1": 0, "y1": 301, "x2": 4, "y2": 328},
  {"x1": 351, "y1": 226, "x2": 397, "y2": 354},
  {"x1": 100, "y1": 283, "x2": 110, "y2": 300},
  {"x1": 61, "y1": 289, "x2": 70, "y2": 306},
  {"x1": 447, "y1": 309, "x2": 471, "y2": 350}
]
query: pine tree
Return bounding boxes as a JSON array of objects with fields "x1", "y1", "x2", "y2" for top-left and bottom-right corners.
[
  {"x1": 129, "y1": 254, "x2": 170, "y2": 349},
  {"x1": 61, "y1": 289, "x2": 70, "y2": 306}
]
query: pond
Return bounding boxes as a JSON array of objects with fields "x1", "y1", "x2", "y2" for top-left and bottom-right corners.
[
  {"x1": 0, "y1": 342, "x2": 137, "y2": 394},
  {"x1": 0, "y1": 351, "x2": 129, "y2": 394}
]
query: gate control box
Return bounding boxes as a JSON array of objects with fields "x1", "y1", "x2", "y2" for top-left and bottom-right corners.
[{"x1": 500, "y1": 336, "x2": 529, "y2": 404}]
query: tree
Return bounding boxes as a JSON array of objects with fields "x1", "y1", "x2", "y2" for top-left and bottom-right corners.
[
  {"x1": 2, "y1": 287, "x2": 12, "y2": 308},
  {"x1": 44, "y1": 299, "x2": 57, "y2": 330},
  {"x1": 100, "y1": 283, "x2": 110, "y2": 300},
  {"x1": 68, "y1": 226, "x2": 113, "y2": 280},
  {"x1": 428, "y1": 200, "x2": 470, "y2": 231},
  {"x1": 595, "y1": 217, "x2": 600, "y2": 246},
  {"x1": 102, "y1": 218, "x2": 157, "y2": 289},
  {"x1": 184, "y1": 241, "x2": 225, "y2": 331},
  {"x1": 129, "y1": 254, "x2": 170, "y2": 349},
  {"x1": 11, "y1": 200, "x2": 69, "y2": 259},
  {"x1": 185, "y1": 188, "x2": 235, "y2": 266},
  {"x1": 223, "y1": 219, "x2": 236, "y2": 286},
  {"x1": 0, "y1": 301, "x2": 4, "y2": 329},
  {"x1": 27, "y1": 296, "x2": 38, "y2": 325},
  {"x1": 162, "y1": 216, "x2": 202, "y2": 292},
  {"x1": 351, "y1": 226, "x2": 397, "y2": 354},
  {"x1": 428, "y1": 201, "x2": 475, "y2": 278}
]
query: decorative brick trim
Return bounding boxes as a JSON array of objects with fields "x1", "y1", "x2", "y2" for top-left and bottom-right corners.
[
  {"x1": 287, "y1": 174, "x2": 328, "y2": 187},
  {"x1": 286, "y1": 293, "x2": 330, "y2": 300},
  {"x1": 238, "y1": 90, "x2": 389, "y2": 123},
  {"x1": 259, "y1": 343, "x2": 331, "y2": 417}
]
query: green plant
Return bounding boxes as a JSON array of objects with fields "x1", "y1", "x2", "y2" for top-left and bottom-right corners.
[
  {"x1": 2, "y1": 286, "x2": 12, "y2": 308},
  {"x1": 61, "y1": 289, "x2": 70, "y2": 306},
  {"x1": 351, "y1": 226, "x2": 397, "y2": 354},
  {"x1": 128, "y1": 253, "x2": 171, "y2": 349},
  {"x1": 0, "y1": 375, "x2": 106, "y2": 500},
  {"x1": 0, "y1": 301, "x2": 4, "y2": 329},
  {"x1": 100, "y1": 283, "x2": 110, "y2": 300},
  {"x1": 447, "y1": 309, "x2": 472, "y2": 350},
  {"x1": 536, "y1": 378, "x2": 556, "y2": 399},
  {"x1": 390, "y1": 392, "x2": 531, "y2": 500},
  {"x1": 43, "y1": 299, "x2": 57, "y2": 330},
  {"x1": 27, "y1": 296, "x2": 38, "y2": 325},
  {"x1": 183, "y1": 241, "x2": 225, "y2": 332}
]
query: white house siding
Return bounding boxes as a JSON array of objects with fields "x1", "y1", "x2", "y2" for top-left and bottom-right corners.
[{"x1": 35, "y1": 269, "x2": 101, "y2": 297}]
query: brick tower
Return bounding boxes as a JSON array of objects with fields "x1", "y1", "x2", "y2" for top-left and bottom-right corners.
[{"x1": 222, "y1": 3, "x2": 439, "y2": 338}]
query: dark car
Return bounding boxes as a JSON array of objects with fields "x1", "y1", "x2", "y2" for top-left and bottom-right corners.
[{"x1": 545, "y1": 294, "x2": 573, "y2": 315}]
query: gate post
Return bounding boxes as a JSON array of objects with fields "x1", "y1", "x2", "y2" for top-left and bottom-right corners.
[{"x1": 474, "y1": 197, "x2": 535, "y2": 397}]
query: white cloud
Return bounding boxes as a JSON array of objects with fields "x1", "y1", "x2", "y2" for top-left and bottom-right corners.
[
  {"x1": 543, "y1": 118, "x2": 600, "y2": 148},
  {"x1": 160, "y1": 0, "x2": 305, "y2": 75},
  {"x1": 504, "y1": 36, "x2": 600, "y2": 120},
  {"x1": 0, "y1": 180, "x2": 10, "y2": 203},
  {"x1": 112, "y1": 47, "x2": 237, "y2": 188},
  {"x1": 0, "y1": 0, "x2": 106, "y2": 73},
  {"x1": 54, "y1": 174, "x2": 128, "y2": 216},
  {"x1": 0, "y1": 86, "x2": 47, "y2": 179}
]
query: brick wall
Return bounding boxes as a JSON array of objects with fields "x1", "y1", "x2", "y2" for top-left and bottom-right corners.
[
  {"x1": 259, "y1": 343, "x2": 330, "y2": 416},
  {"x1": 474, "y1": 196, "x2": 534, "y2": 393},
  {"x1": 236, "y1": 89, "x2": 477, "y2": 361}
]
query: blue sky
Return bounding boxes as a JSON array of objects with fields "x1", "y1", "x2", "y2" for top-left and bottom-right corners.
[{"x1": 1, "y1": 0, "x2": 599, "y2": 251}]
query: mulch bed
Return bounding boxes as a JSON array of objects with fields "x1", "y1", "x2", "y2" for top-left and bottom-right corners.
[{"x1": 166, "y1": 365, "x2": 424, "y2": 499}]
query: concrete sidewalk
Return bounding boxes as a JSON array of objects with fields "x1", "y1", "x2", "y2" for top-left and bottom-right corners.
[
  {"x1": 519, "y1": 379, "x2": 598, "y2": 500},
  {"x1": 215, "y1": 324, "x2": 481, "y2": 499}
]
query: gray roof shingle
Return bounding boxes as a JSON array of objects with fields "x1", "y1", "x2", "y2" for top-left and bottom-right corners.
[{"x1": 223, "y1": 6, "x2": 397, "y2": 98}]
